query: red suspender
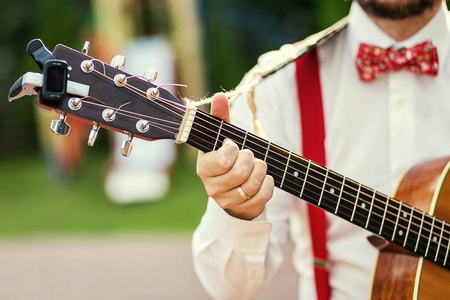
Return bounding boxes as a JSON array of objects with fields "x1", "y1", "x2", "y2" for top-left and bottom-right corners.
[{"x1": 295, "y1": 48, "x2": 330, "y2": 300}]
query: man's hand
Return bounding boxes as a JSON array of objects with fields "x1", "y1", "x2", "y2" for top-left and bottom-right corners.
[{"x1": 196, "y1": 93, "x2": 274, "y2": 220}]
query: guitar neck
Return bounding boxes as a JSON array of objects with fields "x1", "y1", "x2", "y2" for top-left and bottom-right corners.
[{"x1": 186, "y1": 109, "x2": 450, "y2": 270}]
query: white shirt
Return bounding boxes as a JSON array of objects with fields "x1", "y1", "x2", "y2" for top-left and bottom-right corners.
[{"x1": 192, "y1": 2, "x2": 450, "y2": 299}]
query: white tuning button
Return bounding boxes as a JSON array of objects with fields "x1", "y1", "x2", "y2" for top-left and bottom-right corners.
[
  {"x1": 110, "y1": 55, "x2": 126, "y2": 70},
  {"x1": 50, "y1": 113, "x2": 71, "y2": 136},
  {"x1": 121, "y1": 134, "x2": 133, "y2": 157},
  {"x1": 87, "y1": 122, "x2": 100, "y2": 146},
  {"x1": 143, "y1": 68, "x2": 158, "y2": 82}
]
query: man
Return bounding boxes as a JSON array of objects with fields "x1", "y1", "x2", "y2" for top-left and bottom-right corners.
[{"x1": 192, "y1": 0, "x2": 449, "y2": 299}]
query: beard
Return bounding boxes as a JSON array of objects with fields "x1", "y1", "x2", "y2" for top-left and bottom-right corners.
[{"x1": 356, "y1": 0, "x2": 441, "y2": 20}]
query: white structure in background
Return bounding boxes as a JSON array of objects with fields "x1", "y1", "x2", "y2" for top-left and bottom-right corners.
[{"x1": 105, "y1": 36, "x2": 177, "y2": 204}]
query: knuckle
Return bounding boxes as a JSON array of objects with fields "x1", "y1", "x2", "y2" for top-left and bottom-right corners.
[{"x1": 217, "y1": 199, "x2": 233, "y2": 210}]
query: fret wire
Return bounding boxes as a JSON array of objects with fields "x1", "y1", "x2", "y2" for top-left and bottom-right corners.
[
  {"x1": 435, "y1": 220, "x2": 445, "y2": 262},
  {"x1": 392, "y1": 201, "x2": 403, "y2": 242},
  {"x1": 241, "y1": 133, "x2": 247, "y2": 150},
  {"x1": 300, "y1": 160, "x2": 311, "y2": 198},
  {"x1": 365, "y1": 190, "x2": 376, "y2": 229},
  {"x1": 213, "y1": 121, "x2": 224, "y2": 151},
  {"x1": 444, "y1": 229, "x2": 450, "y2": 266},
  {"x1": 280, "y1": 152, "x2": 292, "y2": 188},
  {"x1": 415, "y1": 211, "x2": 426, "y2": 253},
  {"x1": 318, "y1": 169, "x2": 329, "y2": 206},
  {"x1": 379, "y1": 196, "x2": 390, "y2": 235},
  {"x1": 264, "y1": 142, "x2": 271, "y2": 162},
  {"x1": 404, "y1": 206, "x2": 414, "y2": 247},
  {"x1": 350, "y1": 183, "x2": 362, "y2": 222},
  {"x1": 335, "y1": 176, "x2": 346, "y2": 214},
  {"x1": 425, "y1": 216, "x2": 436, "y2": 257}
]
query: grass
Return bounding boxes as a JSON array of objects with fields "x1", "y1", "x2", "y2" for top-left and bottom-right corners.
[{"x1": 0, "y1": 144, "x2": 208, "y2": 238}]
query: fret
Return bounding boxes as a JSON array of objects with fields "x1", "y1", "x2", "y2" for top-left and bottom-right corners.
[
  {"x1": 282, "y1": 155, "x2": 309, "y2": 197},
  {"x1": 415, "y1": 211, "x2": 426, "y2": 253},
  {"x1": 213, "y1": 121, "x2": 224, "y2": 151},
  {"x1": 318, "y1": 169, "x2": 329, "y2": 207},
  {"x1": 366, "y1": 190, "x2": 376, "y2": 229},
  {"x1": 264, "y1": 145, "x2": 290, "y2": 187},
  {"x1": 404, "y1": 206, "x2": 414, "y2": 247},
  {"x1": 335, "y1": 176, "x2": 346, "y2": 214},
  {"x1": 435, "y1": 220, "x2": 445, "y2": 262},
  {"x1": 350, "y1": 183, "x2": 362, "y2": 222},
  {"x1": 351, "y1": 184, "x2": 373, "y2": 228},
  {"x1": 379, "y1": 196, "x2": 390, "y2": 235},
  {"x1": 246, "y1": 134, "x2": 270, "y2": 162},
  {"x1": 444, "y1": 228, "x2": 450, "y2": 266},
  {"x1": 300, "y1": 163, "x2": 328, "y2": 207},
  {"x1": 264, "y1": 142, "x2": 271, "y2": 162},
  {"x1": 300, "y1": 160, "x2": 311, "y2": 198},
  {"x1": 241, "y1": 132, "x2": 247, "y2": 150},
  {"x1": 425, "y1": 216, "x2": 436, "y2": 257},
  {"x1": 391, "y1": 201, "x2": 403, "y2": 242},
  {"x1": 280, "y1": 152, "x2": 292, "y2": 188}
]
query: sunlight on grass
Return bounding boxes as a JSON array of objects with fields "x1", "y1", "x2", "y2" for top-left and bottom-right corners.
[{"x1": 0, "y1": 145, "x2": 207, "y2": 237}]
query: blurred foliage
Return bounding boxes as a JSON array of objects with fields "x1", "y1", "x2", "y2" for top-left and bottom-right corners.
[
  {"x1": 200, "y1": 0, "x2": 351, "y2": 92},
  {"x1": 0, "y1": 0, "x2": 90, "y2": 157}
]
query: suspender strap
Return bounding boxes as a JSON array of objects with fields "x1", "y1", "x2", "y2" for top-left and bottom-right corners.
[{"x1": 295, "y1": 48, "x2": 330, "y2": 300}]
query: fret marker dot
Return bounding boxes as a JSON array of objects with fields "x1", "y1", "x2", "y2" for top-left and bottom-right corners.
[
  {"x1": 399, "y1": 230, "x2": 404, "y2": 236},
  {"x1": 403, "y1": 212, "x2": 408, "y2": 218},
  {"x1": 330, "y1": 188, "x2": 335, "y2": 194},
  {"x1": 433, "y1": 236, "x2": 438, "y2": 242},
  {"x1": 294, "y1": 171, "x2": 299, "y2": 177},
  {"x1": 361, "y1": 202, "x2": 366, "y2": 209}
]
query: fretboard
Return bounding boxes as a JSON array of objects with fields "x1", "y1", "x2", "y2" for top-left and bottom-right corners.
[{"x1": 186, "y1": 111, "x2": 450, "y2": 270}]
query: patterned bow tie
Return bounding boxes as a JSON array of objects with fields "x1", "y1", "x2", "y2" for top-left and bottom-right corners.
[{"x1": 355, "y1": 41, "x2": 439, "y2": 82}]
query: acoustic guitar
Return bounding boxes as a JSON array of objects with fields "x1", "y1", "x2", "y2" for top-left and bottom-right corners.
[{"x1": 9, "y1": 42, "x2": 450, "y2": 299}]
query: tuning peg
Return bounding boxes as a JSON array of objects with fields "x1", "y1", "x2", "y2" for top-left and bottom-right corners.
[
  {"x1": 50, "y1": 113, "x2": 71, "y2": 136},
  {"x1": 110, "y1": 55, "x2": 126, "y2": 70},
  {"x1": 121, "y1": 133, "x2": 133, "y2": 157},
  {"x1": 87, "y1": 122, "x2": 100, "y2": 146},
  {"x1": 143, "y1": 68, "x2": 158, "y2": 82},
  {"x1": 81, "y1": 41, "x2": 90, "y2": 55}
]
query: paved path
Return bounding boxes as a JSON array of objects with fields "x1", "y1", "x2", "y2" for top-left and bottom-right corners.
[{"x1": 0, "y1": 235, "x2": 298, "y2": 299}]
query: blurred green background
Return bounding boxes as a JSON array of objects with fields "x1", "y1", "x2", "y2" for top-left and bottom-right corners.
[{"x1": 0, "y1": 0, "x2": 350, "y2": 238}]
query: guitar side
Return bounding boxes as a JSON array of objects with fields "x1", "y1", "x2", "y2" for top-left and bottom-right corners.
[{"x1": 371, "y1": 156, "x2": 450, "y2": 299}]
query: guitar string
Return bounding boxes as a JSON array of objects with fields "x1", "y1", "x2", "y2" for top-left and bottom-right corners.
[
  {"x1": 80, "y1": 95, "x2": 450, "y2": 258},
  {"x1": 85, "y1": 64, "x2": 450, "y2": 257}
]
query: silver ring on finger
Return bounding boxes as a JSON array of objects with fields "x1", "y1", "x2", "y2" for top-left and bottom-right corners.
[{"x1": 236, "y1": 185, "x2": 251, "y2": 200}]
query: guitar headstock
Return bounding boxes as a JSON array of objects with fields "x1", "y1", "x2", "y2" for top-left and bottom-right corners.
[{"x1": 20, "y1": 42, "x2": 190, "y2": 156}]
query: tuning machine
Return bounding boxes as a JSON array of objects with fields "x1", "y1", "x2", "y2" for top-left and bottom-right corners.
[
  {"x1": 50, "y1": 113, "x2": 71, "y2": 136},
  {"x1": 121, "y1": 133, "x2": 133, "y2": 157},
  {"x1": 143, "y1": 68, "x2": 158, "y2": 82},
  {"x1": 87, "y1": 122, "x2": 100, "y2": 146},
  {"x1": 111, "y1": 55, "x2": 126, "y2": 70}
]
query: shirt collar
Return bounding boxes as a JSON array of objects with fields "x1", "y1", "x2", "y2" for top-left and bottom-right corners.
[{"x1": 347, "y1": 1, "x2": 450, "y2": 67}]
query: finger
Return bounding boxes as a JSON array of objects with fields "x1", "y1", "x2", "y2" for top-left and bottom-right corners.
[
  {"x1": 238, "y1": 159, "x2": 268, "y2": 197},
  {"x1": 225, "y1": 175, "x2": 274, "y2": 220},
  {"x1": 197, "y1": 139, "x2": 239, "y2": 178},
  {"x1": 205, "y1": 148, "x2": 255, "y2": 197},
  {"x1": 210, "y1": 92, "x2": 231, "y2": 123}
]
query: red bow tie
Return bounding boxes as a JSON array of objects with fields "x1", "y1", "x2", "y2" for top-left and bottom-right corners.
[{"x1": 355, "y1": 41, "x2": 439, "y2": 82}]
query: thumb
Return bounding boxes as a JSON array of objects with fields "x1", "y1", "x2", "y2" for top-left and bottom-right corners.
[{"x1": 210, "y1": 92, "x2": 231, "y2": 123}]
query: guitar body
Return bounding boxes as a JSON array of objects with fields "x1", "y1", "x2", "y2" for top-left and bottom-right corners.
[{"x1": 371, "y1": 156, "x2": 450, "y2": 299}]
